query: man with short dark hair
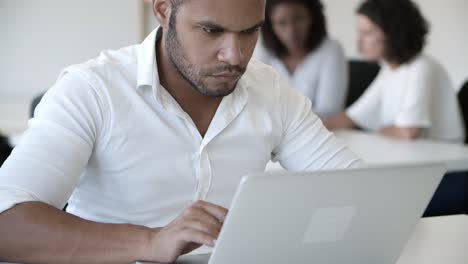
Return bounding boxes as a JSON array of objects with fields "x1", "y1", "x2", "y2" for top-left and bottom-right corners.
[{"x1": 0, "y1": 0, "x2": 361, "y2": 262}]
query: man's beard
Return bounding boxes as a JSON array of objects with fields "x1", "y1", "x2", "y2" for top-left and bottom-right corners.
[{"x1": 165, "y1": 15, "x2": 246, "y2": 97}]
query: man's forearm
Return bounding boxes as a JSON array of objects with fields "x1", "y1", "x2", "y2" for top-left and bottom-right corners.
[{"x1": 0, "y1": 202, "x2": 157, "y2": 264}]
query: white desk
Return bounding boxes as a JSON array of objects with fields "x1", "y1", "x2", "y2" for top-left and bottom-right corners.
[
  {"x1": 397, "y1": 215, "x2": 468, "y2": 264},
  {"x1": 168, "y1": 215, "x2": 468, "y2": 264},
  {"x1": 267, "y1": 130, "x2": 468, "y2": 173},
  {"x1": 2, "y1": 216, "x2": 465, "y2": 264}
]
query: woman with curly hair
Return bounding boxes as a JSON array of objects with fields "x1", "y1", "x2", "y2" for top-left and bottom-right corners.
[
  {"x1": 324, "y1": 0, "x2": 464, "y2": 142},
  {"x1": 255, "y1": 0, "x2": 348, "y2": 118}
]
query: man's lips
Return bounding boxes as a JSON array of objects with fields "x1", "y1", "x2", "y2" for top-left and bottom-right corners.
[
  {"x1": 211, "y1": 72, "x2": 241, "y2": 78},
  {"x1": 210, "y1": 72, "x2": 241, "y2": 82}
]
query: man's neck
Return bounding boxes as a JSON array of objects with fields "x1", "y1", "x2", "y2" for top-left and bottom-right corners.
[
  {"x1": 156, "y1": 35, "x2": 222, "y2": 108},
  {"x1": 155, "y1": 35, "x2": 222, "y2": 137}
]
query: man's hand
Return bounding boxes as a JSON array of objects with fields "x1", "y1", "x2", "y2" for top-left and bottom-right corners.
[{"x1": 147, "y1": 200, "x2": 228, "y2": 263}]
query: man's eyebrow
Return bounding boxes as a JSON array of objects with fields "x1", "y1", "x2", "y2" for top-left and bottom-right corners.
[
  {"x1": 243, "y1": 21, "x2": 265, "y2": 31},
  {"x1": 197, "y1": 20, "x2": 265, "y2": 32},
  {"x1": 198, "y1": 21, "x2": 223, "y2": 28}
]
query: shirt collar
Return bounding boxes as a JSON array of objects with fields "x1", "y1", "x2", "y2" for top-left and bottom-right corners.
[{"x1": 136, "y1": 27, "x2": 161, "y2": 90}]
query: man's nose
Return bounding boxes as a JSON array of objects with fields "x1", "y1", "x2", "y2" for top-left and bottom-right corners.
[{"x1": 218, "y1": 34, "x2": 244, "y2": 66}]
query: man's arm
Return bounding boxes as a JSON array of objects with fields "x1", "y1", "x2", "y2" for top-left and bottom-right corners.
[
  {"x1": 0, "y1": 200, "x2": 227, "y2": 263},
  {"x1": 0, "y1": 202, "x2": 153, "y2": 263},
  {"x1": 271, "y1": 74, "x2": 363, "y2": 171},
  {"x1": 0, "y1": 70, "x2": 227, "y2": 262}
]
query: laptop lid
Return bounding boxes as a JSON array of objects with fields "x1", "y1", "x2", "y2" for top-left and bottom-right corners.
[{"x1": 177, "y1": 163, "x2": 445, "y2": 264}]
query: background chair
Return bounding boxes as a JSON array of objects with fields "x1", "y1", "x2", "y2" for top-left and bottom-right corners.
[
  {"x1": 0, "y1": 134, "x2": 12, "y2": 167},
  {"x1": 458, "y1": 79, "x2": 468, "y2": 144},
  {"x1": 346, "y1": 60, "x2": 381, "y2": 107},
  {"x1": 30, "y1": 92, "x2": 45, "y2": 118},
  {"x1": 423, "y1": 79, "x2": 468, "y2": 217}
]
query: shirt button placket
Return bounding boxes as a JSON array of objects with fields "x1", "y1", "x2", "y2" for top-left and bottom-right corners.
[{"x1": 194, "y1": 147, "x2": 212, "y2": 201}]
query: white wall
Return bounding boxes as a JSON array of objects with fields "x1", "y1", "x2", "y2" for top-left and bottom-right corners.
[
  {"x1": 323, "y1": 0, "x2": 468, "y2": 91},
  {"x1": 0, "y1": 0, "x2": 143, "y2": 135},
  {"x1": 1, "y1": 0, "x2": 467, "y2": 135}
]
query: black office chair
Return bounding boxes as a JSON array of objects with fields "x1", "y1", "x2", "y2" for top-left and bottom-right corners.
[
  {"x1": 423, "y1": 79, "x2": 468, "y2": 217},
  {"x1": 0, "y1": 134, "x2": 12, "y2": 166},
  {"x1": 458, "y1": 79, "x2": 468, "y2": 144},
  {"x1": 30, "y1": 92, "x2": 45, "y2": 118},
  {"x1": 346, "y1": 60, "x2": 381, "y2": 107}
]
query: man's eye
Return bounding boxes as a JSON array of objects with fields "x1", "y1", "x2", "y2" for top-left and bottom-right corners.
[{"x1": 203, "y1": 27, "x2": 222, "y2": 34}]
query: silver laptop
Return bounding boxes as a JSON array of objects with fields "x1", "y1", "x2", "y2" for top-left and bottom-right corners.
[{"x1": 176, "y1": 164, "x2": 446, "y2": 264}]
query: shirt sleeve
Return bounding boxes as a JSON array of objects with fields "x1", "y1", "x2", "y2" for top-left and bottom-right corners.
[
  {"x1": 312, "y1": 41, "x2": 348, "y2": 118},
  {"x1": 0, "y1": 187, "x2": 40, "y2": 213},
  {"x1": 346, "y1": 73, "x2": 383, "y2": 131},
  {"x1": 393, "y1": 62, "x2": 433, "y2": 128},
  {"x1": 272, "y1": 75, "x2": 364, "y2": 171},
  {"x1": 0, "y1": 70, "x2": 105, "y2": 213}
]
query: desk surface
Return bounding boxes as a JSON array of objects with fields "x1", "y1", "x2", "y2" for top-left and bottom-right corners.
[
  {"x1": 397, "y1": 215, "x2": 468, "y2": 264},
  {"x1": 2, "y1": 216, "x2": 465, "y2": 264},
  {"x1": 267, "y1": 130, "x2": 468, "y2": 173}
]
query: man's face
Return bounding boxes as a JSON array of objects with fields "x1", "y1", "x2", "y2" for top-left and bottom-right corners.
[{"x1": 165, "y1": 0, "x2": 265, "y2": 97}]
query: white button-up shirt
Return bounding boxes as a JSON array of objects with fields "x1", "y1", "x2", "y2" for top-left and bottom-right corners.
[{"x1": 0, "y1": 29, "x2": 361, "y2": 228}]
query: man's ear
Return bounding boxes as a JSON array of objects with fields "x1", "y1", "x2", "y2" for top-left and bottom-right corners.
[{"x1": 153, "y1": 0, "x2": 171, "y2": 29}]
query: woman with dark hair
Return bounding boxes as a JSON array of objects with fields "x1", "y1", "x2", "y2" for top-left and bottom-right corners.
[
  {"x1": 324, "y1": 0, "x2": 464, "y2": 142},
  {"x1": 255, "y1": 0, "x2": 348, "y2": 118}
]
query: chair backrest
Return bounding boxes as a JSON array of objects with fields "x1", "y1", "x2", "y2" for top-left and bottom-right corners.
[
  {"x1": 458, "y1": 80, "x2": 468, "y2": 144},
  {"x1": 0, "y1": 134, "x2": 12, "y2": 166},
  {"x1": 30, "y1": 92, "x2": 45, "y2": 118},
  {"x1": 346, "y1": 60, "x2": 381, "y2": 107}
]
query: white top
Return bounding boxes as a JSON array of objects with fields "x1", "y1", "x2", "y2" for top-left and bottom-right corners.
[
  {"x1": 254, "y1": 38, "x2": 348, "y2": 118},
  {"x1": 0, "y1": 29, "x2": 361, "y2": 228},
  {"x1": 347, "y1": 54, "x2": 465, "y2": 142}
]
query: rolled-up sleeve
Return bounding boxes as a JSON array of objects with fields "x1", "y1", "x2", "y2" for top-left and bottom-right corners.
[
  {"x1": 272, "y1": 75, "x2": 364, "y2": 171},
  {"x1": 0, "y1": 70, "x2": 105, "y2": 213}
]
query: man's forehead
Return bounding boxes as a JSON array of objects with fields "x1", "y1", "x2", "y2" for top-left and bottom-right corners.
[{"x1": 178, "y1": 0, "x2": 265, "y2": 29}]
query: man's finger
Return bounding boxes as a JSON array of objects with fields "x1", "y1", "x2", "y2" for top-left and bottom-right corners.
[
  {"x1": 193, "y1": 200, "x2": 228, "y2": 223},
  {"x1": 183, "y1": 219, "x2": 221, "y2": 238},
  {"x1": 180, "y1": 228, "x2": 216, "y2": 247}
]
